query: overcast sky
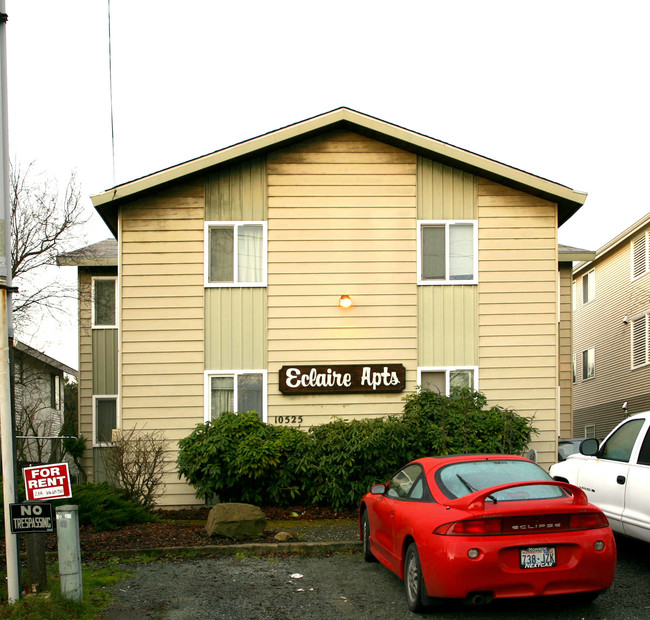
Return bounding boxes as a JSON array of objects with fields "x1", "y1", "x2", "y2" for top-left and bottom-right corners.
[{"x1": 5, "y1": 0, "x2": 650, "y2": 368}]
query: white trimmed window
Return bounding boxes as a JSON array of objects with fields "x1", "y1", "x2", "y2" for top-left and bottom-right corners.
[
  {"x1": 582, "y1": 269, "x2": 595, "y2": 304},
  {"x1": 205, "y1": 222, "x2": 267, "y2": 287},
  {"x1": 418, "y1": 221, "x2": 477, "y2": 285},
  {"x1": 92, "y1": 277, "x2": 117, "y2": 328},
  {"x1": 631, "y1": 232, "x2": 649, "y2": 280},
  {"x1": 582, "y1": 348, "x2": 595, "y2": 380},
  {"x1": 93, "y1": 395, "x2": 117, "y2": 447},
  {"x1": 205, "y1": 371, "x2": 267, "y2": 421},
  {"x1": 632, "y1": 313, "x2": 649, "y2": 369},
  {"x1": 418, "y1": 367, "x2": 478, "y2": 395}
]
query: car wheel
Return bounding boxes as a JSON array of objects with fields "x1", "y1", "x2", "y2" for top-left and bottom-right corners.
[
  {"x1": 361, "y1": 511, "x2": 376, "y2": 562},
  {"x1": 404, "y1": 542, "x2": 427, "y2": 613}
]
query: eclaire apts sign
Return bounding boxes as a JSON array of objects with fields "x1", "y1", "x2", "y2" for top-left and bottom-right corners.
[{"x1": 279, "y1": 364, "x2": 406, "y2": 395}]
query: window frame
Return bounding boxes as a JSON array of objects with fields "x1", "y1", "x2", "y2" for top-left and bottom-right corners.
[
  {"x1": 582, "y1": 347, "x2": 595, "y2": 380},
  {"x1": 631, "y1": 232, "x2": 649, "y2": 281},
  {"x1": 417, "y1": 220, "x2": 478, "y2": 285},
  {"x1": 92, "y1": 394, "x2": 118, "y2": 447},
  {"x1": 582, "y1": 268, "x2": 595, "y2": 305},
  {"x1": 204, "y1": 370, "x2": 268, "y2": 422},
  {"x1": 50, "y1": 373, "x2": 62, "y2": 410},
  {"x1": 417, "y1": 366, "x2": 479, "y2": 395},
  {"x1": 631, "y1": 313, "x2": 650, "y2": 369},
  {"x1": 91, "y1": 276, "x2": 117, "y2": 328},
  {"x1": 204, "y1": 221, "x2": 268, "y2": 288}
]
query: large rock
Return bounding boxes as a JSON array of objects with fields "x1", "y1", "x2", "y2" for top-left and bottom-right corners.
[{"x1": 205, "y1": 503, "x2": 266, "y2": 539}]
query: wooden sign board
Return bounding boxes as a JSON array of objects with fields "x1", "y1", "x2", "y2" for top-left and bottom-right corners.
[{"x1": 279, "y1": 364, "x2": 406, "y2": 394}]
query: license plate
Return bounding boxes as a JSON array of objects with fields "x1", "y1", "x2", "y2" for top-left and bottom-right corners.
[{"x1": 520, "y1": 546, "x2": 556, "y2": 569}]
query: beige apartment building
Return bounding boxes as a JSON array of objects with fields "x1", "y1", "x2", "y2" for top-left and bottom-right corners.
[
  {"x1": 573, "y1": 212, "x2": 650, "y2": 438},
  {"x1": 59, "y1": 108, "x2": 592, "y2": 507}
]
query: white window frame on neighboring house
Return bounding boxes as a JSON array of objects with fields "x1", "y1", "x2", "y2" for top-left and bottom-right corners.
[
  {"x1": 631, "y1": 231, "x2": 650, "y2": 281},
  {"x1": 92, "y1": 395, "x2": 118, "y2": 447},
  {"x1": 417, "y1": 220, "x2": 478, "y2": 285},
  {"x1": 631, "y1": 313, "x2": 650, "y2": 369},
  {"x1": 582, "y1": 268, "x2": 595, "y2": 305},
  {"x1": 204, "y1": 370, "x2": 268, "y2": 422},
  {"x1": 204, "y1": 221, "x2": 268, "y2": 287},
  {"x1": 91, "y1": 276, "x2": 117, "y2": 328},
  {"x1": 417, "y1": 366, "x2": 479, "y2": 395},
  {"x1": 582, "y1": 347, "x2": 595, "y2": 380}
]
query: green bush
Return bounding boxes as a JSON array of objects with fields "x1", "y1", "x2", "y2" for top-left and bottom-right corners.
[
  {"x1": 52, "y1": 483, "x2": 157, "y2": 531},
  {"x1": 177, "y1": 412, "x2": 309, "y2": 506},
  {"x1": 177, "y1": 389, "x2": 538, "y2": 511}
]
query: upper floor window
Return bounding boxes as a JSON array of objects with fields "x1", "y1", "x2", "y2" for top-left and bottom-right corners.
[
  {"x1": 418, "y1": 367, "x2": 478, "y2": 395},
  {"x1": 582, "y1": 347, "x2": 595, "y2": 380},
  {"x1": 92, "y1": 277, "x2": 116, "y2": 328},
  {"x1": 582, "y1": 269, "x2": 595, "y2": 304},
  {"x1": 418, "y1": 221, "x2": 477, "y2": 285},
  {"x1": 205, "y1": 370, "x2": 267, "y2": 421},
  {"x1": 631, "y1": 313, "x2": 649, "y2": 369},
  {"x1": 632, "y1": 232, "x2": 650, "y2": 280},
  {"x1": 205, "y1": 222, "x2": 267, "y2": 287}
]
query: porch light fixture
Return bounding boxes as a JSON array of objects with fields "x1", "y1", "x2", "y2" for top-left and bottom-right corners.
[{"x1": 339, "y1": 295, "x2": 352, "y2": 308}]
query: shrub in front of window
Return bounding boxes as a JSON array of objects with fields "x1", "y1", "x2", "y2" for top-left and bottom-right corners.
[{"x1": 178, "y1": 389, "x2": 537, "y2": 511}]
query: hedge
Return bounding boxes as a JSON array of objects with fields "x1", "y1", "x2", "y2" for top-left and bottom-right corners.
[{"x1": 177, "y1": 387, "x2": 537, "y2": 511}]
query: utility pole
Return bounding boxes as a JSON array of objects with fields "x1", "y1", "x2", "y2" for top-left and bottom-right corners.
[{"x1": 0, "y1": 0, "x2": 21, "y2": 603}]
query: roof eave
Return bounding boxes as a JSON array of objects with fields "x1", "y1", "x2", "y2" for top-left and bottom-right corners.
[{"x1": 91, "y1": 107, "x2": 587, "y2": 233}]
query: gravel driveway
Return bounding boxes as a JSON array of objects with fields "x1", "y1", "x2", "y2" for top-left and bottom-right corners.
[{"x1": 101, "y1": 535, "x2": 650, "y2": 620}]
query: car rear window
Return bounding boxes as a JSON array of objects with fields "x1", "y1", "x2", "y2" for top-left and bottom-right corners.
[{"x1": 436, "y1": 459, "x2": 565, "y2": 501}]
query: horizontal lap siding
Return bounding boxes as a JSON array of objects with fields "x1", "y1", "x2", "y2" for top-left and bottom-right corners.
[
  {"x1": 267, "y1": 131, "x2": 418, "y2": 425},
  {"x1": 573, "y1": 239, "x2": 650, "y2": 437},
  {"x1": 120, "y1": 180, "x2": 205, "y2": 507},
  {"x1": 477, "y1": 179, "x2": 559, "y2": 467}
]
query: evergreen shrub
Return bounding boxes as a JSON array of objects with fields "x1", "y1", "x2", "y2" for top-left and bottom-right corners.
[{"x1": 177, "y1": 388, "x2": 538, "y2": 511}]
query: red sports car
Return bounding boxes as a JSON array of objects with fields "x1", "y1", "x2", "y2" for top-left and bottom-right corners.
[{"x1": 359, "y1": 454, "x2": 616, "y2": 612}]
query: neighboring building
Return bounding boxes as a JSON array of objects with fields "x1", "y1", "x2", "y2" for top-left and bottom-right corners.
[
  {"x1": 59, "y1": 108, "x2": 592, "y2": 507},
  {"x1": 13, "y1": 339, "x2": 77, "y2": 466},
  {"x1": 573, "y1": 212, "x2": 650, "y2": 438}
]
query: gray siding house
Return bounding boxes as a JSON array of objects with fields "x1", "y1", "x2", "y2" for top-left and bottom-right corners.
[{"x1": 573, "y1": 212, "x2": 650, "y2": 438}]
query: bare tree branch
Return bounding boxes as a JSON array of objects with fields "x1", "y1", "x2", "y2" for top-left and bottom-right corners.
[{"x1": 9, "y1": 161, "x2": 91, "y2": 330}]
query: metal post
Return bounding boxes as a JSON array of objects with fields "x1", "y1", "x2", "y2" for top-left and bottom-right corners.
[
  {"x1": 55, "y1": 505, "x2": 83, "y2": 601},
  {"x1": 0, "y1": 1, "x2": 20, "y2": 603}
]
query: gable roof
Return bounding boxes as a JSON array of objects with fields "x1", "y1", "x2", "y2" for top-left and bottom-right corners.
[
  {"x1": 57, "y1": 238, "x2": 118, "y2": 267},
  {"x1": 14, "y1": 340, "x2": 78, "y2": 377},
  {"x1": 91, "y1": 107, "x2": 587, "y2": 236},
  {"x1": 573, "y1": 211, "x2": 650, "y2": 276}
]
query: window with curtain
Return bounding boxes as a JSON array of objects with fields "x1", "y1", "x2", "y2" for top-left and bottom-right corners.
[
  {"x1": 419, "y1": 221, "x2": 477, "y2": 284},
  {"x1": 208, "y1": 372, "x2": 265, "y2": 421},
  {"x1": 206, "y1": 222, "x2": 266, "y2": 286},
  {"x1": 93, "y1": 277, "x2": 116, "y2": 327},
  {"x1": 582, "y1": 348, "x2": 595, "y2": 380}
]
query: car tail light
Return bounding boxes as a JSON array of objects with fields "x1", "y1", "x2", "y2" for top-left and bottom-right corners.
[
  {"x1": 435, "y1": 511, "x2": 609, "y2": 536},
  {"x1": 569, "y1": 512, "x2": 609, "y2": 530},
  {"x1": 435, "y1": 518, "x2": 503, "y2": 535}
]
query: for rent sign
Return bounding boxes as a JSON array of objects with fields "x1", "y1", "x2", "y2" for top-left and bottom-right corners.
[
  {"x1": 279, "y1": 364, "x2": 406, "y2": 394},
  {"x1": 23, "y1": 463, "x2": 72, "y2": 501}
]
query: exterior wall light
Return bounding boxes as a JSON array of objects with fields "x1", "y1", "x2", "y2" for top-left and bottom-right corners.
[{"x1": 339, "y1": 295, "x2": 352, "y2": 308}]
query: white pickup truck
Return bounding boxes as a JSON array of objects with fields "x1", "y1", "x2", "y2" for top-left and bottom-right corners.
[{"x1": 549, "y1": 412, "x2": 650, "y2": 543}]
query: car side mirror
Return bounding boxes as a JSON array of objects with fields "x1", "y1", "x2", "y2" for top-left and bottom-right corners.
[
  {"x1": 370, "y1": 483, "x2": 386, "y2": 495},
  {"x1": 579, "y1": 438, "x2": 599, "y2": 456}
]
